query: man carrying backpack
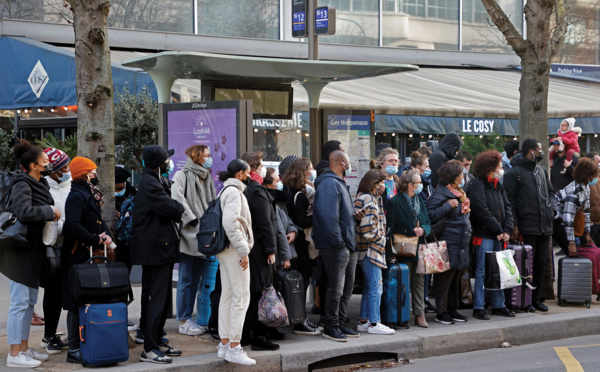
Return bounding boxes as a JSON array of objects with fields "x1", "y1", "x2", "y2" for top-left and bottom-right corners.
[{"x1": 131, "y1": 146, "x2": 185, "y2": 364}]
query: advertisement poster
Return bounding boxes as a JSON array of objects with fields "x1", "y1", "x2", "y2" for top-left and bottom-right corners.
[
  {"x1": 327, "y1": 113, "x2": 372, "y2": 196},
  {"x1": 166, "y1": 107, "x2": 238, "y2": 192}
]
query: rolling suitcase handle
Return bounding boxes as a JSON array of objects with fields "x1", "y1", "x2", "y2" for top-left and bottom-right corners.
[{"x1": 85, "y1": 245, "x2": 135, "y2": 305}]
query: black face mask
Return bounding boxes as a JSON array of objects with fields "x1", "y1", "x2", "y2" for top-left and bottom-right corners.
[
  {"x1": 90, "y1": 177, "x2": 100, "y2": 186},
  {"x1": 242, "y1": 178, "x2": 249, "y2": 185},
  {"x1": 38, "y1": 163, "x2": 52, "y2": 177},
  {"x1": 535, "y1": 150, "x2": 545, "y2": 163}
]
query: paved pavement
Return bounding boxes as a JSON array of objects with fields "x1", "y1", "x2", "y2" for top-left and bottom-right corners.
[{"x1": 0, "y1": 248, "x2": 598, "y2": 371}]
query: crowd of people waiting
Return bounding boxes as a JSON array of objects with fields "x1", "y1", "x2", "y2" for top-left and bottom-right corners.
[{"x1": 3, "y1": 118, "x2": 599, "y2": 367}]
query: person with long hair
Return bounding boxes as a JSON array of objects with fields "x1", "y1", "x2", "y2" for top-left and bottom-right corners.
[
  {"x1": 171, "y1": 145, "x2": 217, "y2": 336},
  {"x1": 467, "y1": 150, "x2": 515, "y2": 320},
  {"x1": 215, "y1": 159, "x2": 255, "y2": 366},
  {"x1": 61, "y1": 157, "x2": 113, "y2": 364},
  {"x1": 1, "y1": 140, "x2": 59, "y2": 368}
]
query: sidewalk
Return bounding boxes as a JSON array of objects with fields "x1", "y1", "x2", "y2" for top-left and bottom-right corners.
[{"x1": 0, "y1": 248, "x2": 598, "y2": 371}]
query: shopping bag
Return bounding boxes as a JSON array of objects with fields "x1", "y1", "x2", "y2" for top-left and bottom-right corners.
[
  {"x1": 485, "y1": 250, "x2": 521, "y2": 290},
  {"x1": 416, "y1": 232, "x2": 451, "y2": 275},
  {"x1": 257, "y1": 286, "x2": 289, "y2": 328}
]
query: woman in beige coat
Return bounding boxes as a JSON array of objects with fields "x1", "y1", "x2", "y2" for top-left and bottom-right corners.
[
  {"x1": 172, "y1": 145, "x2": 217, "y2": 336},
  {"x1": 215, "y1": 159, "x2": 255, "y2": 366}
]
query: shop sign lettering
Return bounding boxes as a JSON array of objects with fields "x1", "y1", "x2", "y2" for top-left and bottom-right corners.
[{"x1": 462, "y1": 119, "x2": 495, "y2": 133}]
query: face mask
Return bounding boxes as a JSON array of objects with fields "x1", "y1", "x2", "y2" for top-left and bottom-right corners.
[
  {"x1": 276, "y1": 181, "x2": 284, "y2": 191},
  {"x1": 385, "y1": 165, "x2": 398, "y2": 176},
  {"x1": 462, "y1": 168, "x2": 469, "y2": 175},
  {"x1": 458, "y1": 179, "x2": 465, "y2": 188},
  {"x1": 90, "y1": 177, "x2": 99, "y2": 186},
  {"x1": 344, "y1": 162, "x2": 352, "y2": 178},
  {"x1": 202, "y1": 156, "x2": 213, "y2": 169},
  {"x1": 536, "y1": 150, "x2": 545, "y2": 163},
  {"x1": 259, "y1": 166, "x2": 267, "y2": 179},
  {"x1": 161, "y1": 159, "x2": 174, "y2": 177},
  {"x1": 423, "y1": 169, "x2": 431, "y2": 178},
  {"x1": 495, "y1": 168, "x2": 505, "y2": 179},
  {"x1": 308, "y1": 170, "x2": 317, "y2": 183},
  {"x1": 38, "y1": 163, "x2": 52, "y2": 177},
  {"x1": 242, "y1": 177, "x2": 249, "y2": 185},
  {"x1": 589, "y1": 178, "x2": 599, "y2": 186},
  {"x1": 115, "y1": 188, "x2": 126, "y2": 197},
  {"x1": 414, "y1": 183, "x2": 423, "y2": 195},
  {"x1": 58, "y1": 171, "x2": 71, "y2": 182}
]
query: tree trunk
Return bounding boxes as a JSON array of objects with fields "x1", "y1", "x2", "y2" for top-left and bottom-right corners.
[{"x1": 68, "y1": 0, "x2": 116, "y2": 232}]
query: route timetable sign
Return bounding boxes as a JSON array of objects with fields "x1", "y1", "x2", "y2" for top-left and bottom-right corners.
[
  {"x1": 315, "y1": 6, "x2": 336, "y2": 35},
  {"x1": 292, "y1": 0, "x2": 307, "y2": 38}
]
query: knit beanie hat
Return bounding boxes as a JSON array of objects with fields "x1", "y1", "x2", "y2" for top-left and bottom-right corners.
[
  {"x1": 563, "y1": 117, "x2": 576, "y2": 132},
  {"x1": 43, "y1": 148, "x2": 70, "y2": 173},
  {"x1": 115, "y1": 166, "x2": 131, "y2": 183},
  {"x1": 279, "y1": 155, "x2": 300, "y2": 177},
  {"x1": 70, "y1": 157, "x2": 97, "y2": 181}
]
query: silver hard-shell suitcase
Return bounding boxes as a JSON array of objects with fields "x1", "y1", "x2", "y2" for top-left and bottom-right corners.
[{"x1": 557, "y1": 257, "x2": 592, "y2": 308}]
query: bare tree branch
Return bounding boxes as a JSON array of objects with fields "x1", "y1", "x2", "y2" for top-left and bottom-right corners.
[
  {"x1": 550, "y1": 0, "x2": 569, "y2": 60},
  {"x1": 480, "y1": 0, "x2": 528, "y2": 57}
]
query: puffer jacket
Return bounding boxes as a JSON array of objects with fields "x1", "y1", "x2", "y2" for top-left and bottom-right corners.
[
  {"x1": 429, "y1": 133, "x2": 463, "y2": 188},
  {"x1": 503, "y1": 153, "x2": 555, "y2": 235},
  {"x1": 426, "y1": 185, "x2": 471, "y2": 269},
  {"x1": 268, "y1": 187, "x2": 298, "y2": 263},
  {"x1": 220, "y1": 178, "x2": 253, "y2": 258},
  {"x1": 467, "y1": 177, "x2": 514, "y2": 240}
]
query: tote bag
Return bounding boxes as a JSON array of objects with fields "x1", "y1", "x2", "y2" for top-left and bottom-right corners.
[
  {"x1": 484, "y1": 249, "x2": 521, "y2": 290},
  {"x1": 416, "y1": 231, "x2": 451, "y2": 275}
]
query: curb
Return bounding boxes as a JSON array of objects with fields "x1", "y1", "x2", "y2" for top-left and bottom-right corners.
[{"x1": 73, "y1": 309, "x2": 600, "y2": 372}]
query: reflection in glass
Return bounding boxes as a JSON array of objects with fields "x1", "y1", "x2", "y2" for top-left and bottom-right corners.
[
  {"x1": 319, "y1": 0, "x2": 380, "y2": 45},
  {"x1": 197, "y1": 0, "x2": 280, "y2": 39},
  {"x1": 462, "y1": 0, "x2": 522, "y2": 52}
]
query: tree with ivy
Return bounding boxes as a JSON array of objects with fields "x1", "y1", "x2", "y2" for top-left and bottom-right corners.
[
  {"x1": 0, "y1": 128, "x2": 15, "y2": 171},
  {"x1": 459, "y1": 132, "x2": 507, "y2": 158},
  {"x1": 114, "y1": 85, "x2": 159, "y2": 173}
]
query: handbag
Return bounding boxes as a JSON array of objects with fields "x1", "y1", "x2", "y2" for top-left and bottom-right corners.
[
  {"x1": 484, "y1": 249, "x2": 521, "y2": 290},
  {"x1": 257, "y1": 286, "x2": 289, "y2": 328},
  {"x1": 0, "y1": 211, "x2": 28, "y2": 248},
  {"x1": 416, "y1": 231, "x2": 451, "y2": 275},
  {"x1": 431, "y1": 216, "x2": 448, "y2": 238},
  {"x1": 69, "y1": 245, "x2": 133, "y2": 307},
  {"x1": 574, "y1": 209, "x2": 585, "y2": 237},
  {"x1": 393, "y1": 222, "x2": 420, "y2": 257}
]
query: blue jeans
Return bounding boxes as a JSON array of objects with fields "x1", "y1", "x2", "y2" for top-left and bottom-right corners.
[
  {"x1": 7, "y1": 280, "x2": 38, "y2": 345},
  {"x1": 473, "y1": 238, "x2": 505, "y2": 309},
  {"x1": 176, "y1": 253, "x2": 208, "y2": 321},
  {"x1": 359, "y1": 258, "x2": 383, "y2": 323}
]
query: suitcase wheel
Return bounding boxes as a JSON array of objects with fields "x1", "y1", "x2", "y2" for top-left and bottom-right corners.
[{"x1": 586, "y1": 301, "x2": 591, "y2": 309}]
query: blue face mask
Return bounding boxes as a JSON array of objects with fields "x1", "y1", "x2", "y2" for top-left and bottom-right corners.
[
  {"x1": 385, "y1": 165, "x2": 398, "y2": 176},
  {"x1": 308, "y1": 170, "x2": 317, "y2": 183},
  {"x1": 58, "y1": 171, "x2": 71, "y2": 182},
  {"x1": 202, "y1": 156, "x2": 213, "y2": 169},
  {"x1": 276, "y1": 181, "x2": 283, "y2": 191},
  {"x1": 161, "y1": 159, "x2": 174, "y2": 178},
  {"x1": 458, "y1": 179, "x2": 465, "y2": 188},
  {"x1": 115, "y1": 188, "x2": 126, "y2": 197},
  {"x1": 344, "y1": 162, "x2": 352, "y2": 178},
  {"x1": 589, "y1": 177, "x2": 599, "y2": 186},
  {"x1": 414, "y1": 183, "x2": 424, "y2": 195},
  {"x1": 423, "y1": 169, "x2": 431, "y2": 178}
]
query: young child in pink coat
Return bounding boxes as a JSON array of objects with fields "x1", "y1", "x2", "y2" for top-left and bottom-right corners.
[{"x1": 549, "y1": 117, "x2": 581, "y2": 164}]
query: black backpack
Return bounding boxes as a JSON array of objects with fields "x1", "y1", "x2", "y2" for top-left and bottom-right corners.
[{"x1": 196, "y1": 185, "x2": 234, "y2": 256}]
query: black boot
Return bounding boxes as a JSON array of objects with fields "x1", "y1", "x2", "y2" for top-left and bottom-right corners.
[
  {"x1": 425, "y1": 300, "x2": 437, "y2": 313},
  {"x1": 250, "y1": 335, "x2": 280, "y2": 351}
]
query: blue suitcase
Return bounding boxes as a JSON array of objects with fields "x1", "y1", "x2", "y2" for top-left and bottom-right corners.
[
  {"x1": 380, "y1": 262, "x2": 410, "y2": 328},
  {"x1": 79, "y1": 303, "x2": 129, "y2": 366}
]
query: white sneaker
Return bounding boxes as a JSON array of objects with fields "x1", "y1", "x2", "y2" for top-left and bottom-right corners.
[
  {"x1": 217, "y1": 342, "x2": 229, "y2": 359},
  {"x1": 357, "y1": 322, "x2": 369, "y2": 332},
  {"x1": 6, "y1": 352, "x2": 42, "y2": 368},
  {"x1": 127, "y1": 320, "x2": 139, "y2": 332},
  {"x1": 224, "y1": 344, "x2": 256, "y2": 365},
  {"x1": 23, "y1": 348, "x2": 49, "y2": 361},
  {"x1": 179, "y1": 319, "x2": 205, "y2": 336},
  {"x1": 367, "y1": 323, "x2": 395, "y2": 335}
]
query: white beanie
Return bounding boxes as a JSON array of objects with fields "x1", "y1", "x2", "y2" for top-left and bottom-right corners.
[{"x1": 563, "y1": 117, "x2": 576, "y2": 132}]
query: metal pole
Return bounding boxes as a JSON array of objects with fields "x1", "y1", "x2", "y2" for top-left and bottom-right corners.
[{"x1": 308, "y1": 0, "x2": 318, "y2": 60}]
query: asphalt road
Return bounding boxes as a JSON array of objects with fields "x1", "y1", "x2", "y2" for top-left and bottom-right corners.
[{"x1": 389, "y1": 334, "x2": 600, "y2": 372}]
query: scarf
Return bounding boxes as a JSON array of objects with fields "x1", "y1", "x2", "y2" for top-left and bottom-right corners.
[
  {"x1": 487, "y1": 176, "x2": 499, "y2": 188},
  {"x1": 182, "y1": 157, "x2": 217, "y2": 220},
  {"x1": 446, "y1": 184, "x2": 470, "y2": 214},
  {"x1": 403, "y1": 192, "x2": 421, "y2": 224},
  {"x1": 250, "y1": 171, "x2": 263, "y2": 185},
  {"x1": 86, "y1": 181, "x2": 104, "y2": 213}
]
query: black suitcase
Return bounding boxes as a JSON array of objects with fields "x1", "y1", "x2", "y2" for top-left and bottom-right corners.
[
  {"x1": 274, "y1": 269, "x2": 305, "y2": 324},
  {"x1": 557, "y1": 257, "x2": 592, "y2": 308},
  {"x1": 69, "y1": 246, "x2": 133, "y2": 307}
]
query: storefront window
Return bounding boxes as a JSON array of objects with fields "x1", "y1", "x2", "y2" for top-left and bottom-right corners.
[{"x1": 252, "y1": 113, "x2": 310, "y2": 163}]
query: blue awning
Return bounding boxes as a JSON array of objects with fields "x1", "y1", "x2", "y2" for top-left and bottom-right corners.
[{"x1": 0, "y1": 36, "x2": 156, "y2": 110}]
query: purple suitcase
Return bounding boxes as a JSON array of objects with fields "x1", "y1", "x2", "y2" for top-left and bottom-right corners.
[{"x1": 504, "y1": 243, "x2": 534, "y2": 311}]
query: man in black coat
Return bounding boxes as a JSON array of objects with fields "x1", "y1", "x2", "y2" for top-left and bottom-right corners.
[
  {"x1": 429, "y1": 133, "x2": 463, "y2": 188},
  {"x1": 503, "y1": 139, "x2": 555, "y2": 312},
  {"x1": 131, "y1": 145, "x2": 184, "y2": 364}
]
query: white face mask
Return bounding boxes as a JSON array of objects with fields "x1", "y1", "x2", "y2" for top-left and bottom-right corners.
[
  {"x1": 495, "y1": 168, "x2": 505, "y2": 179},
  {"x1": 259, "y1": 166, "x2": 267, "y2": 179}
]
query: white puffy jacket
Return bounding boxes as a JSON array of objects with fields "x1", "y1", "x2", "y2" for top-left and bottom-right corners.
[{"x1": 220, "y1": 178, "x2": 254, "y2": 257}]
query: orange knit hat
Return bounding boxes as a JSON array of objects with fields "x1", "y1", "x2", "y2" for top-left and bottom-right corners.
[{"x1": 70, "y1": 157, "x2": 97, "y2": 181}]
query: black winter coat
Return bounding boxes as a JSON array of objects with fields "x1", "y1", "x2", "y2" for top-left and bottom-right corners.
[
  {"x1": 0, "y1": 171, "x2": 54, "y2": 288},
  {"x1": 426, "y1": 186, "x2": 471, "y2": 269},
  {"x1": 244, "y1": 179, "x2": 278, "y2": 293},
  {"x1": 467, "y1": 177, "x2": 514, "y2": 240},
  {"x1": 61, "y1": 182, "x2": 111, "y2": 310},
  {"x1": 131, "y1": 168, "x2": 184, "y2": 266},
  {"x1": 503, "y1": 154, "x2": 555, "y2": 236},
  {"x1": 429, "y1": 133, "x2": 463, "y2": 188},
  {"x1": 551, "y1": 153, "x2": 577, "y2": 193}
]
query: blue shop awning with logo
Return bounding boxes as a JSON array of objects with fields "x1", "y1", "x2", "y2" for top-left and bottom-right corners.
[{"x1": 0, "y1": 36, "x2": 156, "y2": 110}]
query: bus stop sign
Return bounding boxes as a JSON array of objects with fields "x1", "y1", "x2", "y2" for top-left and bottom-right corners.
[{"x1": 315, "y1": 6, "x2": 336, "y2": 36}]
